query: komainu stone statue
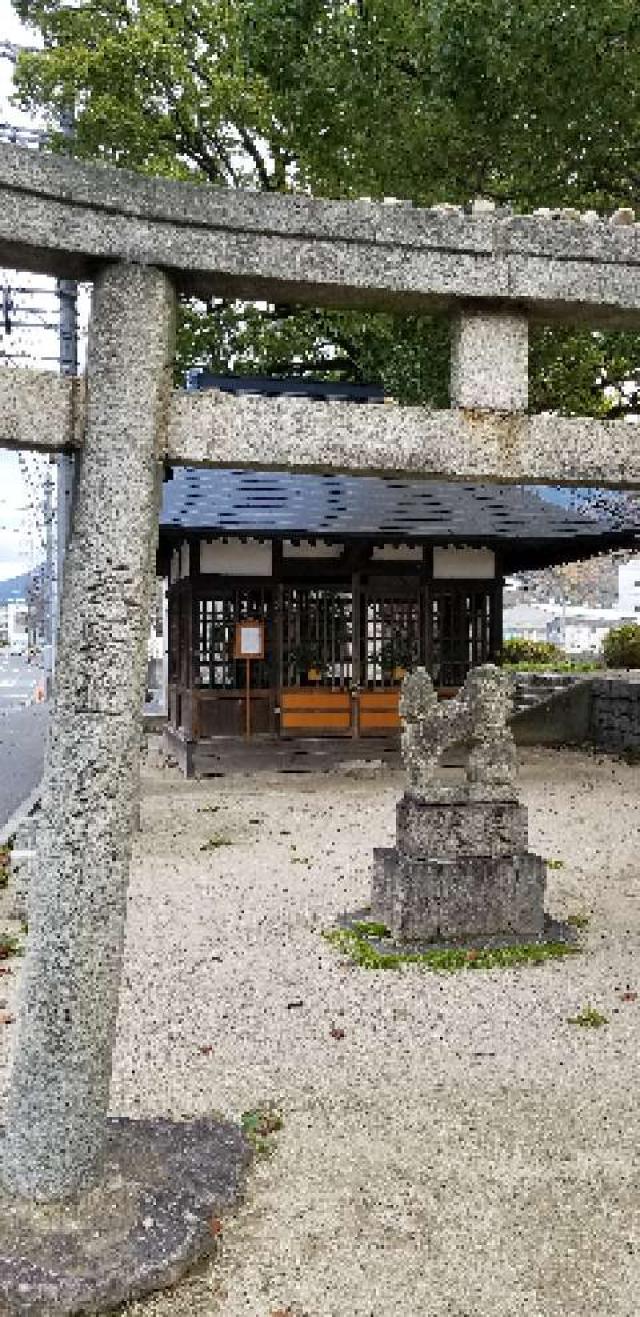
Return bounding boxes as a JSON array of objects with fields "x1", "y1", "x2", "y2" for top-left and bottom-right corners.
[
  {"x1": 400, "y1": 664, "x2": 517, "y2": 800},
  {"x1": 371, "y1": 663, "x2": 546, "y2": 943}
]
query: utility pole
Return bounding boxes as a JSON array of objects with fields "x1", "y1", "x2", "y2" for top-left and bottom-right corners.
[
  {"x1": 53, "y1": 277, "x2": 77, "y2": 680},
  {"x1": 43, "y1": 467, "x2": 54, "y2": 694},
  {"x1": 52, "y1": 106, "x2": 78, "y2": 686}
]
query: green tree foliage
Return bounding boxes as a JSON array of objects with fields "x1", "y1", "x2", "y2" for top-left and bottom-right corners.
[
  {"x1": 602, "y1": 623, "x2": 640, "y2": 668},
  {"x1": 11, "y1": 0, "x2": 640, "y2": 407}
]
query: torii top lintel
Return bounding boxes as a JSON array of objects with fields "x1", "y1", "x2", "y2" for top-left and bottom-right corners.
[{"x1": 1, "y1": 143, "x2": 640, "y2": 326}]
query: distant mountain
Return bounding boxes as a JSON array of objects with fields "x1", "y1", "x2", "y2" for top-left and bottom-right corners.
[{"x1": 507, "y1": 549, "x2": 635, "y2": 609}]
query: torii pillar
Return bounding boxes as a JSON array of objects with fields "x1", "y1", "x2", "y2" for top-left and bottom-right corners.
[
  {"x1": 2, "y1": 263, "x2": 172, "y2": 1197},
  {"x1": 0, "y1": 263, "x2": 249, "y2": 1310}
]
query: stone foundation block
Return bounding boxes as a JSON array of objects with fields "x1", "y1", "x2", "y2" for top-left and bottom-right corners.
[
  {"x1": 372, "y1": 848, "x2": 546, "y2": 942},
  {"x1": 0, "y1": 1116, "x2": 250, "y2": 1315}
]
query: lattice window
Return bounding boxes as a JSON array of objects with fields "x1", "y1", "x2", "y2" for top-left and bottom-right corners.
[
  {"x1": 362, "y1": 593, "x2": 420, "y2": 688},
  {"x1": 197, "y1": 588, "x2": 272, "y2": 689},
  {"x1": 282, "y1": 586, "x2": 352, "y2": 688},
  {"x1": 430, "y1": 587, "x2": 494, "y2": 688}
]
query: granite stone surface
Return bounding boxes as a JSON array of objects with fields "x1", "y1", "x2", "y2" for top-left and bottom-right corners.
[
  {"x1": 3, "y1": 142, "x2": 640, "y2": 323},
  {"x1": 1, "y1": 362, "x2": 639, "y2": 491},
  {"x1": 165, "y1": 391, "x2": 640, "y2": 489},
  {"x1": 386, "y1": 851, "x2": 546, "y2": 941},
  {"x1": 1, "y1": 263, "x2": 176, "y2": 1201},
  {"x1": 0, "y1": 368, "x2": 81, "y2": 454},
  {"x1": 450, "y1": 311, "x2": 528, "y2": 411}
]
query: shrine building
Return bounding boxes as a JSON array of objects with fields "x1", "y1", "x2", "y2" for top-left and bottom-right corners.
[{"x1": 158, "y1": 375, "x2": 639, "y2": 773}]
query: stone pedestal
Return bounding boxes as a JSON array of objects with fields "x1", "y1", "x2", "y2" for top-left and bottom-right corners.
[{"x1": 372, "y1": 794, "x2": 545, "y2": 942}]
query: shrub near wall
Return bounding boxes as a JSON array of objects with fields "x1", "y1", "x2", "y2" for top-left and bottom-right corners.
[
  {"x1": 500, "y1": 637, "x2": 565, "y2": 666},
  {"x1": 602, "y1": 623, "x2": 640, "y2": 669}
]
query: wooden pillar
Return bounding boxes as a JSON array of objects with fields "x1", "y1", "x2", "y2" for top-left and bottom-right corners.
[
  {"x1": 423, "y1": 546, "x2": 434, "y2": 675},
  {"x1": 351, "y1": 571, "x2": 361, "y2": 737},
  {"x1": 491, "y1": 555, "x2": 504, "y2": 661}
]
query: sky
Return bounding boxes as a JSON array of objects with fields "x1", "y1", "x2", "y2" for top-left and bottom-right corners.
[{"x1": 0, "y1": 0, "x2": 30, "y2": 48}]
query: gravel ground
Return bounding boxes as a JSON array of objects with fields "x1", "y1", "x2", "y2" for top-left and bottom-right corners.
[{"x1": 1, "y1": 747, "x2": 640, "y2": 1316}]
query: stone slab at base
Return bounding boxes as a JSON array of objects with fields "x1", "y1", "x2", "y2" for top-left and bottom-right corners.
[
  {"x1": 372, "y1": 847, "x2": 546, "y2": 942},
  {"x1": 339, "y1": 907, "x2": 576, "y2": 956},
  {"x1": 0, "y1": 1116, "x2": 251, "y2": 1316}
]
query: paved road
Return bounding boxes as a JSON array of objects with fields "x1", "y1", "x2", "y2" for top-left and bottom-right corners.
[{"x1": 0, "y1": 653, "x2": 47, "y2": 830}]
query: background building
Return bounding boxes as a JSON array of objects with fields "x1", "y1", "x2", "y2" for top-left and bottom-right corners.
[{"x1": 618, "y1": 558, "x2": 640, "y2": 616}]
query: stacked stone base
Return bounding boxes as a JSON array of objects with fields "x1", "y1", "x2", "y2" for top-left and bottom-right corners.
[{"x1": 372, "y1": 796, "x2": 546, "y2": 942}]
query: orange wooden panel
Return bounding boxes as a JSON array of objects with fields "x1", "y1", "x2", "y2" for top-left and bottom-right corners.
[
  {"x1": 281, "y1": 710, "x2": 351, "y2": 730},
  {"x1": 281, "y1": 689, "x2": 350, "y2": 710},
  {"x1": 359, "y1": 691, "x2": 400, "y2": 711},
  {"x1": 359, "y1": 710, "x2": 401, "y2": 730},
  {"x1": 280, "y1": 711, "x2": 350, "y2": 732}
]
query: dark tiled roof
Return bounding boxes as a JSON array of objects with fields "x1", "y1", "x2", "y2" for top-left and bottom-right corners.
[
  {"x1": 160, "y1": 468, "x2": 639, "y2": 571},
  {"x1": 186, "y1": 371, "x2": 385, "y2": 402}
]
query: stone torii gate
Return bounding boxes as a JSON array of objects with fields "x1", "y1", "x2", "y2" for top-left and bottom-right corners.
[{"x1": 0, "y1": 142, "x2": 639, "y2": 1304}]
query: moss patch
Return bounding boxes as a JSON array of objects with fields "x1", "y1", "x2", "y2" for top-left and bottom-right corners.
[
  {"x1": 200, "y1": 834, "x2": 233, "y2": 851},
  {"x1": 566, "y1": 911, "x2": 591, "y2": 930},
  {"x1": 567, "y1": 1004, "x2": 608, "y2": 1028},
  {"x1": 241, "y1": 1105, "x2": 284, "y2": 1158},
  {"x1": 0, "y1": 932, "x2": 23, "y2": 961},
  {"x1": 322, "y1": 926, "x2": 580, "y2": 972},
  {"x1": 0, "y1": 844, "x2": 10, "y2": 890}
]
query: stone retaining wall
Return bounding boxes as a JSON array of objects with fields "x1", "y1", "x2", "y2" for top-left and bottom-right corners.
[
  {"x1": 510, "y1": 670, "x2": 640, "y2": 753},
  {"x1": 591, "y1": 676, "x2": 640, "y2": 752},
  {"x1": 510, "y1": 670, "x2": 590, "y2": 713}
]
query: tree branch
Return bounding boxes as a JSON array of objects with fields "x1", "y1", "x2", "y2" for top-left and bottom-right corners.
[{"x1": 235, "y1": 124, "x2": 274, "y2": 190}]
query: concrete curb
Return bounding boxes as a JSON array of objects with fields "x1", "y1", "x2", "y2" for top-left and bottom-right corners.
[{"x1": 0, "y1": 783, "x2": 41, "y2": 848}]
